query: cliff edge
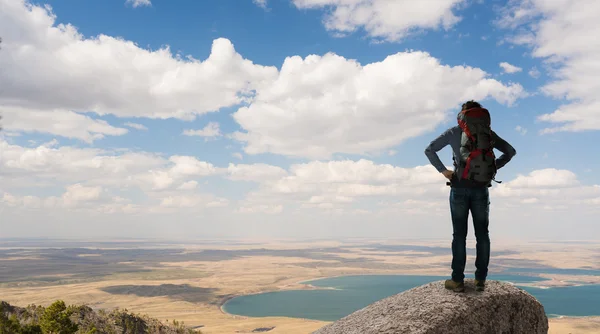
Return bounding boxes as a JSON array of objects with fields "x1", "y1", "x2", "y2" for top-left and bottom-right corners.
[{"x1": 313, "y1": 279, "x2": 548, "y2": 334}]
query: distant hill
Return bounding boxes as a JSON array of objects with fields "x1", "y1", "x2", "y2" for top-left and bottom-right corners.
[{"x1": 0, "y1": 300, "x2": 201, "y2": 334}]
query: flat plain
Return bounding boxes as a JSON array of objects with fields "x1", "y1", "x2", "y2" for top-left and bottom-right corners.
[{"x1": 1, "y1": 238, "x2": 599, "y2": 334}]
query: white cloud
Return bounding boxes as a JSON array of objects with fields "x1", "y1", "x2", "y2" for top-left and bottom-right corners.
[
  {"x1": 232, "y1": 51, "x2": 525, "y2": 159},
  {"x1": 61, "y1": 184, "x2": 103, "y2": 207},
  {"x1": 490, "y1": 169, "x2": 600, "y2": 215},
  {"x1": 229, "y1": 161, "x2": 600, "y2": 219},
  {"x1": 0, "y1": 139, "x2": 231, "y2": 212},
  {"x1": 0, "y1": 0, "x2": 277, "y2": 140},
  {"x1": 177, "y1": 180, "x2": 198, "y2": 190},
  {"x1": 232, "y1": 152, "x2": 243, "y2": 160},
  {"x1": 168, "y1": 156, "x2": 218, "y2": 177},
  {"x1": 1, "y1": 106, "x2": 128, "y2": 143},
  {"x1": 0, "y1": 139, "x2": 224, "y2": 196},
  {"x1": 2, "y1": 143, "x2": 599, "y2": 238},
  {"x1": 292, "y1": 0, "x2": 466, "y2": 42},
  {"x1": 234, "y1": 160, "x2": 448, "y2": 213},
  {"x1": 136, "y1": 156, "x2": 219, "y2": 191},
  {"x1": 227, "y1": 163, "x2": 288, "y2": 182},
  {"x1": 124, "y1": 122, "x2": 148, "y2": 131},
  {"x1": 497, "y1": 0, "x2": 600, "y2": 133},
  {"x1": 284, "y1": 160, "x2": 441, "y2": 186},
  {"x1": 505, "y1": 169, "x2": 579, "y2": 189},
  {"x1": 499, "y1": 62, "x2": 522, "y2": 74},
  {"x1": 182, "y1": 122, "x2": 222, "y2": 139},
  {"x1": 494, "y1": 0, "x2": 538, "y2": 29},
  {"x1": 515, "y1": 125, "x2": 527, "y2": 135},
  {"x1": 2, "y1": 184, "x2": 106, "y2": 210},
  {"x1": 126, "y1": 0, "x2": 151, "y2": 8},
  {"x1": 0, "y1": 139, "x2": 165, "y2": 189}
]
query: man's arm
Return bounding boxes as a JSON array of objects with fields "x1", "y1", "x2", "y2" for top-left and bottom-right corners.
[
  {"x1": 424, "y1": 128, "x2": 452, "y2": 173},
  {"x1": 492, "y1": 131, "x2": 516, "y2": 169}
]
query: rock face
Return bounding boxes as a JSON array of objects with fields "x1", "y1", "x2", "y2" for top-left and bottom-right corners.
[{"x1": 313, "y1": 279, "x2": 548, "y2": 334}]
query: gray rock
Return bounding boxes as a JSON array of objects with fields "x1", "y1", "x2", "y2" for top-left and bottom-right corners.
[{"x1": 313, "y1": 279, "x2": 548, "y2": 334}]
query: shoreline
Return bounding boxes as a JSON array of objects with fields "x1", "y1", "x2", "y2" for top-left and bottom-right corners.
[
  {"x1": 219, "y1": 272, "x2": 600, "y2": 321},
  {"x1": 218, "y1": 275, "x2": 342, "y2": 316}
]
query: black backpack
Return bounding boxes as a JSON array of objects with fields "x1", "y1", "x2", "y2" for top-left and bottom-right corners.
[{"x1": 456, "y1": 107, "x2": 499, "y2": 184}]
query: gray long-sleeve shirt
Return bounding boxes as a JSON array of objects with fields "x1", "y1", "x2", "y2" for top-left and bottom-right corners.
[{"x1": 424, "y1": 125, "x2": 516, "y2": 187}]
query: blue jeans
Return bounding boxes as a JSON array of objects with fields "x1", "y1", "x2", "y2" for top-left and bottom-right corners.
[{"x1": 449, "y1": 187, "x2": 490, "y2": 282}]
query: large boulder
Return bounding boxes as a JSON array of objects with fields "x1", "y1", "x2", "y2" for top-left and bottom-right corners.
[{"x1": 313, "y1": 279, "x2": 548, "y2": 334}]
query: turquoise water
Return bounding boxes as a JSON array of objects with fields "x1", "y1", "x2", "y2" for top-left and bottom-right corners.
[
  {"x1": 223, "y1": 275, "x2": 600, "y2": 321},
  {"x1": 505, "y1": 267, "x2": 600, "y2": 276},
  {"x1": 519, "y1": 285, "x2": 600, "y2": 317}
]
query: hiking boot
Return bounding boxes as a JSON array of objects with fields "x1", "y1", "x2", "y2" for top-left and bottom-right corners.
[
  {"x1": 474, "y1": 279, "x2": 485, "y2": 291},
  {"x1": 444, "y1": 279, "x2": 465, "y2": 292}
]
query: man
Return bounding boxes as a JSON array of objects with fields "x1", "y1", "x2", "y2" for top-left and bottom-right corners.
[{"x1": 424, "y1": 100, "x2": 516, "y2": 292}]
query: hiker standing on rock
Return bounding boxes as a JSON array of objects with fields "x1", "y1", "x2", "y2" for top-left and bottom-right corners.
[{"x1": 424, "y1": 100, "x2": 516, "y2": 292}]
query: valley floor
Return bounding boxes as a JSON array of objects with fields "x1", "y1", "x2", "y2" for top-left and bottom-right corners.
[{"x1": 1, "y1": 239, "x2": 599, "y2": 333}]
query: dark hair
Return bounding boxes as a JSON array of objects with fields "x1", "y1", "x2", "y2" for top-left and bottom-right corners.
[{"x1": 461, "y1": 100, "x2": 481, "y2": 110}]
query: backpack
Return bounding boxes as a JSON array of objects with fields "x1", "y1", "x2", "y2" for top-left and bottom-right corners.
[{"x1": 456, "y1": 107, "x2": 500, "y2": 185}]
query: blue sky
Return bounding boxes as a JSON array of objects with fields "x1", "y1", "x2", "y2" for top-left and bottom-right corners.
[{"x1": 1, "y1": 0, "x2": 599, "y2": 240}]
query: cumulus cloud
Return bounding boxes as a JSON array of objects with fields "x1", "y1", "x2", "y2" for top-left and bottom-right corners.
[
  {"x1": 292, "y1": 0, "x2": 466, "y2": 42},
  {"x1": 0, "y1": 0, "x2": 523, "y2": 151},
  {"x1": 228, "y1": 161, "x2": 600, "y2": 219},
  {"x1": 2, "y1": 139, "x2": 599, "y2": 237},
  {"x1": 1, "y1": 107, "x2": 128, "y2": 143},
  {"x1": 497, "y1": 0, "x2": 600, "y2": 133},
  {"x1": 504, "y1": 169, "x2": 579, "y2": 189},
  {"x1": 61, "y1": 184, "x2": 104, "y2": 207},
  {"x1": 135, "y1": 156, "x2": 220, "y2": 191},
  {"x1": 2, "y1": 184, "x2": 107, "y2": 210},
  {"x1": 500, "y1": 62, "x2": 523, "y2": 74},
  {"x1": 233, "y1": 51, "x2": 525, "y2": 159},
  {"x1": 491, "y1": 169, "x2": 599, "y2": 213},
  {"x1": 227, "y1": 163, "x2": 288, "y2": 182},
  {"x1": 0, "y1": 139, "x2": 165, "y2": 189},
  {"x1": 0, "y1": 0, "x2": 276, "y2": 139},
  {"x1": 0, "y1": 139, "x2": 231, "y2": 212},
  {"x1": 182, "y1": 122, "x2": 222, "y2": 139},
  {"x1": 233, "y1": 160, "x2": 449, "y2": 213}
]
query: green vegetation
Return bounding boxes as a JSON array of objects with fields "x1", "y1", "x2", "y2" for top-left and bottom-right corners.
[
  {"x1": 0, "y1": 300, "x2": 200, "y2": 334},
  {"x1": 39, "y1": 301, "x2": 78, "y2": 334}
]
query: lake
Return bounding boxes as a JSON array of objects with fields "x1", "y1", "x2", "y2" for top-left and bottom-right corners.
[{"x1": 223, "y1": 274, "x2": 600, "y2": 321}]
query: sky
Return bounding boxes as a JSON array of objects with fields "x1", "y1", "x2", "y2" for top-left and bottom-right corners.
[{"x1": 0, "y1": 0, "x2": 599, "y2": 240}]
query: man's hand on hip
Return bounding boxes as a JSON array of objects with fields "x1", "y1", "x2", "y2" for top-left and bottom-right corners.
[{"x1": 442, "y1": 170, "x2": 454, "y2": 180}]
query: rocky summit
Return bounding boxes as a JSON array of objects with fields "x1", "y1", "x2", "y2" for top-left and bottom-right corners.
[{"x1": 313, "y1": 279, "x2": 549, "y2": 334}]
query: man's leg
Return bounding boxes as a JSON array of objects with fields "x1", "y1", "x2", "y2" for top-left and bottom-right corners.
[
  {"x1": 449, "y1": 187, "x2": 469, "y2": 283},
  {"x1": 472, "y1": 187, "x2": 491, "y2": 283}
]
